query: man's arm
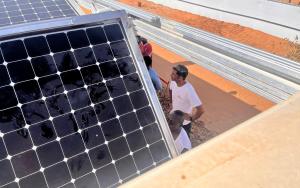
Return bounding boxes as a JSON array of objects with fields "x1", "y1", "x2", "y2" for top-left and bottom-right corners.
[
  {"x1": 191, "y1": 105, "x2": 204, "y2": 121},
  {"x1": 184, "y1": 85, "x2": 204, "y2": 121},
  {"x1": 183, "y1": 105, "x2": 204, "y2": 122}
]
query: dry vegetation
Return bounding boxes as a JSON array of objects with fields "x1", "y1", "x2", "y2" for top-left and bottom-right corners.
[{"x1": 287, "y1": 40, "x2": 300, "y2": 62}]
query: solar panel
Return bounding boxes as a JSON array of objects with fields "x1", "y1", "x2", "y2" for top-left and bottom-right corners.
[
  {"x1": 0, "y1": 11, "x2": 176, "y2": 188},
  {"x1": 0, "y1": 0, "x2": 77, "y2": 27}
]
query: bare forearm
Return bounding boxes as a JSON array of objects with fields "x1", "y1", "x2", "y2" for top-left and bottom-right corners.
[
  {"x1": 191, "y1": 106, "x2": 204, "y2": 121},
  {"x1": 183, "y1": 106, "x2": 204, "y2": 122}
]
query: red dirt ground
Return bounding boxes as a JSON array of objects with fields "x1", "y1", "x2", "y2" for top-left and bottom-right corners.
[
  {"x1": 120, "y1": 0, "x2": 300, "y2": 62},
  {"x1": 281, "y1": 0, "x2": 300, "y2": 5}
]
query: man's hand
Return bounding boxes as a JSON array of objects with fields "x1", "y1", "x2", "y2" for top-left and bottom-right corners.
[
  {"x1": 183, "y1": 113, "x2": 191, "y2": 121},
  {"x1": 183, "y1": 106, "x2": 205, "y2": 122}
]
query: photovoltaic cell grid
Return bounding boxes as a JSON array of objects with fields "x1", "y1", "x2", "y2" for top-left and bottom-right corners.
[
  {"x1": 0, "y1": 0, "x2": 76, "y2": 27},
  {"x1": 0, "y1": 23, "x2": 171, "y2": 188}
]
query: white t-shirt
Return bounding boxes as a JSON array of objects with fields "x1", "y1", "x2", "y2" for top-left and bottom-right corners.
[
  {"x1": 175, "y1": 128, "x2": 192, "y2": 153},
  {"x1": 170, "y1": 81, "x2": 202, "y2": 125}
]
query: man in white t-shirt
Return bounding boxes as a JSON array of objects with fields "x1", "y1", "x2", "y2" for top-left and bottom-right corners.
[
  {"x1": 169, "y1": 110, "x2": 191, "y2": 154},
  {"x1": 169, "y1": 64, "x2": 204, "y2": 137}
]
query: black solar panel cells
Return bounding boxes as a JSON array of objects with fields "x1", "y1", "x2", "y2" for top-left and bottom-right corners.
[
  {"x1": 67, "y1": 30, "x2": 89, "y2": 49},
  {"x1": 89, "y1": 144, "x2": 111, "y2": 169},
  {"x1": 21, "y1": 100, "x2": 50, "y2": 124},
  {"x1": 101, "y1": 119, "x2": 123, "y2": 141},
  {"x1": 92, "y1": 44, "x2": 113, "y2": 63},
  {"x1": 74, "y1": 47, "x2": 96, "y2": 67},
  {"x1": 115, "y1": 155, "x2": 137, "y2": 180},
  {"x1": 7, "y1": 60, "x2": 35, "y2": 83},
  {"x1": 0, "y1": 22, "x2": 171, "y2": 188},
  {"x1": 80, "y1": 65, "x2": 103, "y2": 85},
  {"x1": 11, "y1": 150, "x2": 40, "y2": 178},
  {"x1": 0, "y1": 50, "x2": 4, "y2": 64},
  {"x1": 0, "y1": 86, "x2": 18, "y2": 110},
  {"x1": 110, "y1": 40, "x2": 130, "y2": 58},
  {"x1": 24, "y1": 36, "x2": 50, "y2": 57},
  {"x1": 0, "y1": 138, "x2": 7, "y2": 160},
  {"x1": 31, "y1": 55, "x2": 57, "y2": 77},
  {"x1": 1, "y1": 40, "x2": 28, "y2": 62},
  {"x1": 74, "y1": 107, "x2": 97, "y2": 129},
  {"x1": 104, "y1": 24, "x2": 124, "y2": 42},
  {"x1": 3, "y1": 129, "x2": 32, "y2": 155},
  {"x1": 86, "y1": 27, "x2": 107, "y2": 45},
  {"x1": 112, "y1": 95, "x2": 134, "y2": 115},
  {"x1": 99, "y1": 61, "x2": 120, "y2": 80},
  {"x1": 0, "y1": 0, "x2": 77, "y2": 27},
  {"x1": 19, "y1": 172, "x2": 47, "y2": 188},
  {"x1": 45, "y1": 94, "x2": 71, "y2": 117},
  {"x1": 67, "y1": 153, "x2": 92, "y2": 179},
  {"x1": 47, "y1": 33, "x2": 71, "y2": 53},
  {"x1": 38, "y1": 74, "x2": 64, "y2": 97},
  {"x1": 60, "y1": 70, "x2": 84, "y2": 90},
  {"x1": 116, "y1": 57, "x2": 136, "y2": 76},
  {"x1": 53, "y1": 51, "x2": 77, "y2": 72},
  {"x1": 52, "y1": 113, "x2": 78, "y2": 137},
  {"x1": 96, "y1": 164, "x2": 119, "y2": 188},
  {"x1": 44, "y1": 162, "x2": 71, "y2": 188},
  {"x1": 81, "y1": 125, "x2": 105, "y2": 149},
  {"x1": 36, "y1": 141, "x2": 64, "y2": 168},
  {"x1": 14, "y1": 80, "x2": 42, "y2": 103},
  {"x1": 119, "y1": 112, "x2": 140, "y2": 133},
  {"x1": 0, "y1": 65, "x2": 10, "y2": 87},
  {"x1": 0, "y1": 107, "x2": 26, "y2": 133},
  {"x1": 29, "y1": 120, "x2": 57, "y2": 146},
  {"x1": 0, "y1": 160, "x2": 16, "y2": 186}
]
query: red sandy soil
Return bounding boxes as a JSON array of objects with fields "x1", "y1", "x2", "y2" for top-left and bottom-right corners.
[
  {"x1": 281, "y1": 0, "x2": 300, "y2": 5},
  {"x1": 120, "y1": 0, "x2": 300, "y2": 62}
]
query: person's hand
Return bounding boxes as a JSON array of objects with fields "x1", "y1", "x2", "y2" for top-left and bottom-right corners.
[{"x1": 183, "y1": 113, "x2": 191, "y2": 121}]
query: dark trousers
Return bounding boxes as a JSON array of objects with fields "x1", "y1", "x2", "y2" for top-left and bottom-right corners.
[{"x1": 182, "y1": 123, "x2": 192, "y2": 138}]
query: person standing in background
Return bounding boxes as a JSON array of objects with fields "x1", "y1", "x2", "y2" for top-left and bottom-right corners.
[
  {"x1": 140, "y1": 37, "x2": 152, "y2": 58},
  {"x1": 144, "y1": 56, "x2": 162, "y2": 92},
  {"x1": 169, "y1": 64, "x2": 204, "y2": 137},
  {"x1": 137, "y1": 35, "x2": 153, "y2": 58}
]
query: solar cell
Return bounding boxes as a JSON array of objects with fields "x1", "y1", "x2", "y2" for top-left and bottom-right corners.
[
  {"x1": 0, "y1": 65, "x2": 10, "y2": 87},
  {"x1": 0, "y1": 0, "x2": 77, "y2": 27},
  {"x1": 0, "y1": 12, "x2": 174, "y2": 188}
]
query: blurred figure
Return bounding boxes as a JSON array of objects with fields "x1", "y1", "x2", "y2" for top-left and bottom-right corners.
[
  {"x1": 169, "y1": 110, "x2": 192, "y2": 154},
  {"x1": 144, "y1": 56, "x2": 162, "y2": 92}
]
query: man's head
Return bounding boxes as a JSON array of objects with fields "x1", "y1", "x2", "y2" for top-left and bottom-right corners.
[
  {"x1": 169, "y1": 110, "x2": 185, "y2": 132},
  {"x1": 171, "y1": 64, "x2": 189, "y2": 82},
  {"x1": 141, "y1": 37, "x2": 148, "y2": 45},
  {"x1": 136, "y1": 35, "x2": 142, "y2": 44},
  {"x1": 144, "y1": 56, "x2": 152, "y2": 70}
]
